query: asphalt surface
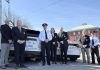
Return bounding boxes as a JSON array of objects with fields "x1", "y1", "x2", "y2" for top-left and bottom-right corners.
[{"x1": 0, "y1": 57, "x2": 100, "y2": 70}]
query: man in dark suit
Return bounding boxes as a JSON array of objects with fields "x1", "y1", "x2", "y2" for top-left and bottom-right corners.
[
  {"x1": 12, "y1": 20, "x2": 26, "y2": 69},
  {"x1": 58, "y1": 27, "x2": 69, "y2": 64},
  {"x1": 0, "y1": 19, "x2": 12, "y2": 69},
  {"x1": 50, "y1": 28, "x2": 59, "y2": 64}
]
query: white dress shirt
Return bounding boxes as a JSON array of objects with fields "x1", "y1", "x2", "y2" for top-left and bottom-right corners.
[
  {"x1": 90, "y1": 36, "x2": 100, "y2": 46},
  {"x1": 39, "y1": 30, "x2": 52, "y2": 41}
]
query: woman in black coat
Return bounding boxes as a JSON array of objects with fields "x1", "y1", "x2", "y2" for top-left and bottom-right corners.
[
  {"x1": 58, "y1": 27, "x2": 69, "y2": 64},
  {"x1": 50, "y1": 28, "x2": 59, "y2": 64}
]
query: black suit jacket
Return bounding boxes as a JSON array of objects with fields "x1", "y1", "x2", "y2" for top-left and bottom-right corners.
[
  {"x1": 59, "y1": 32, "x2": 69, "y2": 46},
  {"x1": 51, "y1": 33, "x2": 59, "y2": 47},
  {"x1": 12, "y1": 27, "x2": 26, "y2": 43},
  {"x1": 1, "y1": 24, "x2": 12, "y2": 43},
  {"x1": 83, "y1": 35, "x2": 90, "y2": 48}
]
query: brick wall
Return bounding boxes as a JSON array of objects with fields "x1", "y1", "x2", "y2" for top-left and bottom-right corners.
[{"x1": 68, "y1": 28, "x2": 100, "y2": 41}]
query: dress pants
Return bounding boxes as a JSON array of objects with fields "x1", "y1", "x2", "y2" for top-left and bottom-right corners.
[
  {"x1": 51, "y1": 45, "x2": 57, "y2": 63},
  {"x1": 91, "y1": 46, "x2": 99, "y2": 64},
  {"x1": 60, "y1": 44, "x2": 68, "y2": 63},
  {"x1": 41, "y1": 42, "x2": 50, "y2": 65},
  {"x1": 81, "y1": 48, "x2": 90, "y2": 63},
  {"x1": 0, "y1": 43, "x2": 10, "y2": 66},
  {"x1": 14, "y1": 43, "x2": 25, "y2": 65}
]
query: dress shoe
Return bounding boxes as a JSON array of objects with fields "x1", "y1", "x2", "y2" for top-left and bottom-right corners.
[
  {"x1": 42, "y1": 62, "x2": 45, "y2": 66},
  {"x1": 83, "y1": 61, "x2": 86, "y2": 63},
  {"x1": 64, "y1": 62, "x2": 67, "y2": 64},
  {"x1": 98, "y1": 63, "x2": 100, "y2": 65},
  {"x1": 54, "y1": 62, "x2": 57, "y2": 64},
  {"x1": 52, "y1": 62, "x2": 54, "y2": 64},
  {"x1": 91, "y1": 63, "x2": 95, "y2": 64},
  {"x1": 5, "y1": 64, "x2": 11, "y2": 67},
  {"x1": 0, "y1": 66, "x2": 6, "y2": 69},
  {"x1": 20, "y1": 64, "x2": 27, "y2": 68},
  {"x1": 61, "y1": 62, "x2": 64, "y2": 64},
  {"x1": 47, "y1": 63, "x2": 51, "y2": 66},
  {"x1": 42, "y1": 63, "x2": 45, "y2": 66},
  {"x1": 14, "y1": 65, "x2": 20, "y2": 69}
]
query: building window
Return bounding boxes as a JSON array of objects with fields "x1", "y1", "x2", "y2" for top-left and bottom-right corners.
[{"x1": 78, "y1": 32, "x2": 80, "y2": 35}]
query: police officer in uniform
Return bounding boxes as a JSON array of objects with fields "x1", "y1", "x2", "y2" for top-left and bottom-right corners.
[
  {"x1": 39, "y1": 23, "x2": 52, "y2": 66},
  {"x1": 50, "y1": 28, "x2": 59, "y2": 64},
  {"x1": 90, "y1": 31, "x2": 100, "y2": 65},
  {"x1": 58, "y1": 27, "x2": 69, "y2": 64}
]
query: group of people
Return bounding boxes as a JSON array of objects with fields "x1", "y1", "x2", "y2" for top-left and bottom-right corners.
[
  {"x1": 39, "y1": 23, "x2": 100, "y2": 66},
  {"x1": 0, "y1": 19, "x2": 26, "y2": 69},
  {"x1": 0, "y1": 18, "x2": 69, "y2": 69},
  {"x1": 79, "y1": 30, "x2": 100, "y2": 65},
  {"x1": 0, "y1": 18, "x2": 100, "y2": 69},
  {"x1": 39, "y1": 23, "x2": 69, "y2": 66}
]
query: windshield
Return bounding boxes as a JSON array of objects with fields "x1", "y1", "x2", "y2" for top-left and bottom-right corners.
[{"x1": 26, "y1": 29, "x2": 40, "y2": 37}]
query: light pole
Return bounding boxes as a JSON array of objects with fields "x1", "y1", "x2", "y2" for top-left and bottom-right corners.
[
  {"x1": 0, "y1": 0, "x2": 2, "y2": 26},
  {"x1": 6, "y1": 0, "x2": 11, "y2": 19},
  {"x1": 0, "y1": 0, "x2": 2, "y2": 48},
  {"x1": 6, "y1": 0, "x2": 15, "y2": 27}
]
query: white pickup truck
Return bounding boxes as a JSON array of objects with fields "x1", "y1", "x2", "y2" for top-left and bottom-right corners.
[{"x1": 0, "y1": 29, "x2": 81, "y2": 61}]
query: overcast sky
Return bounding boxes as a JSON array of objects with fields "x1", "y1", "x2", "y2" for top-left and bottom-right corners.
[{"x1": 2, "y1": 0, "x2": 100, "y2": 32}]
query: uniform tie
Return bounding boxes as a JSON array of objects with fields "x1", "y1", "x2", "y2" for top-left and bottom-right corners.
[
  {"x1": 45, "y1": 30, "x2": 48, "y2": 39},
  {"x1": 92, "y1": 38, "x2": 94, "y2": 46}
]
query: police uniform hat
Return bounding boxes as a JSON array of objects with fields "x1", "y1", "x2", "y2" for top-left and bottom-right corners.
[{"x1": 42, "y1": 23, "x2": 48, "y2": 27}]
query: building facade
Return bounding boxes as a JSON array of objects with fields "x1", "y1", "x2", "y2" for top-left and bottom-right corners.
[{"x1": 68, "y1": 24, "x2": 100, "y2": 42}]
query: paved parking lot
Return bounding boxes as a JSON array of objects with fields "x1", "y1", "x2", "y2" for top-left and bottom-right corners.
[
  {"x1": 0, "y1": 57, "x2": 100, "y2": 70},
  {"x1": 0, "y1": 48, "x2": 100, "y2": 70}
]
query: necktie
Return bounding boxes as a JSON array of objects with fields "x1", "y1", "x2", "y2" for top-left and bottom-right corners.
[
  {"x1": 92, "y1": 38, "x2": 94, "y2": 46},
  {"x1": 45, "y1": 30, "x2": 48, "y2": 39}
]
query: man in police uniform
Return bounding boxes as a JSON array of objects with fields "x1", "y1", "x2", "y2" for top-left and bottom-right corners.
[
  {"x1": 58, "y1": 27, "x2": 69, "y2": 64},
  {"x1": 39, "y1": 23, "x2": 52, "y2": 66},
  {"x1": 90, "y1": 31, "x2": 100, "y2": 65}
]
